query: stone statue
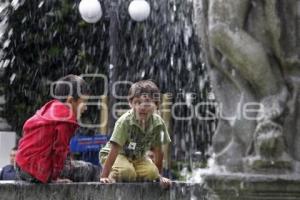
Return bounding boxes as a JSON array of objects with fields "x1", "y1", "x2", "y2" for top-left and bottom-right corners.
[{"x1": 194, "y1": 0, "x2": 300, "y2": 173}]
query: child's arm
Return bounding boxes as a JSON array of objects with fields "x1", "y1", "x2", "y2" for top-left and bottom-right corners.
[
  {"x1": 152, "y1": 146, "x2": 164, "y2": 173},
  {"x1": 100, "y1": 142, "x2": 120, "y2": 183},
  {"x1": 152, "y1": 146, "x2": 172, "y2": 189}
]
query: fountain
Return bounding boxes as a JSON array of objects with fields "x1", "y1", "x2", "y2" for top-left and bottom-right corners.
[
  {"x1": 193, "y1": 0, "x2": 300, "y2": 199},
  {"x1": 1, "y1": 0, "x2": 299, "y2": 199}
]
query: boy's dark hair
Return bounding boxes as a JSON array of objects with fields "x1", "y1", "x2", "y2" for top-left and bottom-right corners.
[
  {"x1": 11, "y1": 147, "x2": 17, "y2": 151},
  {"x1": 53, "y1": 74, "x2": 89, "y2": 102},
  {"x1": 128, "y1": 80, "x2": 160, "y2": 106}
]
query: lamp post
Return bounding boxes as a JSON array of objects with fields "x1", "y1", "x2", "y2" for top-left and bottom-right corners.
[
  {"x1": 77, "y1": 0, "x2": 151, "y2": 133},
  {"x1": 108, "y1": 0, "x2": 121, "y2": 134}
]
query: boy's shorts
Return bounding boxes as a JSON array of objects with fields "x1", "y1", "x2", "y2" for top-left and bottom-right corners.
[{"x1": 100, "y1": 153, "x2": 160, "y2": 182}]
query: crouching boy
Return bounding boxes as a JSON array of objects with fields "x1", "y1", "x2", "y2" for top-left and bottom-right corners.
[{"x1": 99, "y1": 80, "x2": 172, "y2": 188}]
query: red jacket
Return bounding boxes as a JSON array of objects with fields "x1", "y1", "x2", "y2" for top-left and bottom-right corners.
[{"x1": 16, "y1": 100, "x2": 78, "y2": 183}]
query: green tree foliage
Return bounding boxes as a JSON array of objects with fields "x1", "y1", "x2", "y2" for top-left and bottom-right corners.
[{"x1": 0, "y1": 0, "x2": 109, "y2": 135}]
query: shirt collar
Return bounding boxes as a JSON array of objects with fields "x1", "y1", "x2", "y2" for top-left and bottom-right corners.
[{"x1": 128, "y1": 109, "x2": 163, "y2": 131}]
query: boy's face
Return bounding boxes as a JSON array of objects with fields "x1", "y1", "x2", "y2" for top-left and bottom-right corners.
[
  {"x1": 10, "y1": 150, "x2": 16, "y2": 165},
  {"x1": 68, "y1": 95, "x2": 89, "y2": 119},
  {"x1": 130, "y1": 95, "x2": 157, "y2": 122}
]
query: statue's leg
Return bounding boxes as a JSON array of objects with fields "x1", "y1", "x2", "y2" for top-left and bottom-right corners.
[{"x1": 209, "y1": 23, "x2": 282, "y2": 98}]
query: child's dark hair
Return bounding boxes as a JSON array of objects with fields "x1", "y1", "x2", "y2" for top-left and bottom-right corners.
[
  {"x1": 53, "y1": 74, "x2": 89, "y2": 102},
  {"x1": 128, "y1": 80, "x2": 160, "y2": 106}
]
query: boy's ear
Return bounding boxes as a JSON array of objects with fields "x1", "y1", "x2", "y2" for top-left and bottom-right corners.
[
  {"x1": 129, "y1": 101, "x2": 133, "y2": 108},
  {"x1": 66, "y1": 96, "x2": 74, "y2": 104}
]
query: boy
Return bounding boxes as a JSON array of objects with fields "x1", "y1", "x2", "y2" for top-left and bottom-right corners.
[
  {"x1": 99, "y1": 80, "x2": 172, "y2": 188},
  {"x1": 0, "y1": 147, "x2": 17, "y2": 180},
  {"x1": 15, "y1": 74, "x2": 89, "y2": 183}
]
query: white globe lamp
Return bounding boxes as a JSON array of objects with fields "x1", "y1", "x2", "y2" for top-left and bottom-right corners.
[
  {"x1": 79, "y1": 0, "x2": 102, "y2": 23},
  {"x1": 128, "y1": 0, "x2": 151, "y2": 22}
]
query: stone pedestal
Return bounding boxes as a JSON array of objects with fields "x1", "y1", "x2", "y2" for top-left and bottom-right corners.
[{"x1": 200, "y1": 172, "x2": 300, "y2": 200}]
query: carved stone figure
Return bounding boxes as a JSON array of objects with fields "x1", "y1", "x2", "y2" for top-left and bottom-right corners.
[{"x1": 194, "y1": 0, "x2": 300, "y2": 172}]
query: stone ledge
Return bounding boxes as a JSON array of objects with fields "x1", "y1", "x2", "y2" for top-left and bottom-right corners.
[
  {"x1": 200, "y1": 172, "x2": 300, "y2": 200},
  {"x1": 3, "y1": 173, "x2": 300, "y2": 200},
  {"x1": 0, "y1": 181, "x2": 205, "y2": 200}
]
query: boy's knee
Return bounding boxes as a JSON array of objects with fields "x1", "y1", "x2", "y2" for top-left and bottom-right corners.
[
  {"x1": 112, "y1": 166, "x2": 137, "y2": 182},
  {"x1": 140, "y1": 164, "x2": 159, "y2": 181}
]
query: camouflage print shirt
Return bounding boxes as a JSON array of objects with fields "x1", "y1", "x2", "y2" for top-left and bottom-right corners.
[{"x1": 100, "y1": 110, "x2": 171, "y2": 160}]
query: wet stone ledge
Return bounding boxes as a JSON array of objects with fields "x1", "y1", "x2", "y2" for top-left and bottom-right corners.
[
  {"x1": 201, "y1": 172, "x2": 300, "y2": 200},
  {"x1": 3, "y1": 175, "x2": 300, "y2": 200},
  {"x1": 0, "y1": 181, "x2": 205, "y2": 200}
]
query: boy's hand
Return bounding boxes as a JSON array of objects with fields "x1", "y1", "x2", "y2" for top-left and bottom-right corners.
[
  {"x1": 100, "y1": 177, "x2": 115, "y2": 184},
  {"x1": 159, "y1": 176, "x2": 172, "y2": 189}
]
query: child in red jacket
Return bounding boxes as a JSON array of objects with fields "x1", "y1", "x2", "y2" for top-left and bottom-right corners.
[{"x1": 16, "y1": 74, "x2": 89, "y2": 183}]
